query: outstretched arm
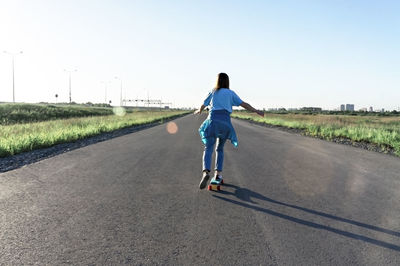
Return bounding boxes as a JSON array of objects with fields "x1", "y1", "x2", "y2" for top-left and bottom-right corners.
[
  {"x1": 240, "y1": 102, "x2": 264, "y2": 117},
  {"x1": 194, "y1": 104, "x2": 206, "y2": 115}
]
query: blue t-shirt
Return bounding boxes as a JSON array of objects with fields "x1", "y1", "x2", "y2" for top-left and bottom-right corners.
[{"x1": 203, "y1": 88, "x2": 243, "y2": 113}]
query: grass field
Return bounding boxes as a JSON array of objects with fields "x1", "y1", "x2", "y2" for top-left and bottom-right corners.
[
  {"x1": 0, "y1": 103, "x2": 113, "y2": 125},
  {"x1": 0, "y1": 104, "x2": 188, "y2": 158},
  {"x1": 232, "y1": 112, "x2": 400, "y2": 156}
]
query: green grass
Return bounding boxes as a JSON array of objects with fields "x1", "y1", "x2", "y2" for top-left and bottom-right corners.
[
  {"x1": 0, "y1": 103, "x2": 114, "y2": 125},
  {"x1": 232, "y1": 112, "x2": 400, "y2": 156},
  {"x1": 0, "y1": 110, "x2": 188, "y2": 158}
]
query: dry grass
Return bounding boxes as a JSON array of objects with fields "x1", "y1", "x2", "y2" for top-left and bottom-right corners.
[
  {"x1": 232, "y1": 112, "x2": 400, "y2": 156},
  {"x1": 0, "y1": 110, "x2": 187, "y2": 158}
]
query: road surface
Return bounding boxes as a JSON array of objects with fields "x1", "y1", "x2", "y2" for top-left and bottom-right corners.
[{"x1": 1, "y1": 114, "x2": 400, "y2": 265}]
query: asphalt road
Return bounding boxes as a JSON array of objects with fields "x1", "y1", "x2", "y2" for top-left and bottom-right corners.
[{"x1": 1, "y1": 114, "x2": 400, "y2": 265}]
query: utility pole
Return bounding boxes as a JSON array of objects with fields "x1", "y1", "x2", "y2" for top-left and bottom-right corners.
[
  {"x1": 114, "y1": 76, "x2": 123, "y2": 106},
  {"x1": 64, "y1": 69, "x2": 77, "y2": 104},
  {"x1": 3, "y1": 51, "x2": 23, "y2": 103},
  {"x1": 101, "y1": 81, "x2": 111, "y2": 104}
]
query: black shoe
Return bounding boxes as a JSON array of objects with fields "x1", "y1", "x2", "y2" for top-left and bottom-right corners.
[{"x1": 199, "y1": 171, "x2": 210, "y2": 189}]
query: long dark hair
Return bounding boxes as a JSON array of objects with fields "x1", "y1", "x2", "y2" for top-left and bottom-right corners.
[{"x1": 214, "y1": 73, "x2": 229, "y2": 91}]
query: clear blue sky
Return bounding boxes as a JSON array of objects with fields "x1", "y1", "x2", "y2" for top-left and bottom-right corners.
[{"x1": 1, "y1": 0, "x2": 399, "y2": 110}]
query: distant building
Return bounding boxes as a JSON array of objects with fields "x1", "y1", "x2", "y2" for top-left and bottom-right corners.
[
  {"x1": 340, "y1": 104, "x2": 345, "y2": 111},
  {"x1": 345, "y1": 104, "x2": 355, "y2": 111},
  {"x1": 369, "y1": 106, "x2": 373, "y2": 112},
  {"x1": 359, "y1": 108, "x2": 367, "y2": 112},
  {"x1": 301, "y1": 107, "x2": 322, "y2": 112}
]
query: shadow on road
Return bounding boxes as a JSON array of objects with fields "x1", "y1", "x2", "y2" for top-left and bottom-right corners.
[{"x1": 213, "y1": 184, "x2": 400, "y2": 252}]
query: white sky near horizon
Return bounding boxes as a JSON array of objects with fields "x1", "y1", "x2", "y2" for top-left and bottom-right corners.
[{"x1": 0, "y1": 0, "x2": 399, "y2": 110}]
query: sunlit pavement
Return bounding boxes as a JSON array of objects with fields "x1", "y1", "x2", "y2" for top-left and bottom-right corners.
[{"x1": 0, "y1": 114, "x2": 399, "y2": 265}]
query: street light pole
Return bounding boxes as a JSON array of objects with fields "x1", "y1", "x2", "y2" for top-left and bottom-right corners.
[
  {"x1": 68, "y1": 72, "x2": 71, "y2": 103},
  {"x1": 114, "y1": 76, "x2": 123, "y2": 106},
  {"x1": 64, "y1": 69, "x2": 77, "y2": 104},
  {"x1": 101, "y1": 81, "x2": 111, "y2": 104},
  {"x1": 3, "y1": 51, "x2": 23, "y2": 103},
  {"x1": 12, "y1": 55, "x2": 15, "y2": 102}
]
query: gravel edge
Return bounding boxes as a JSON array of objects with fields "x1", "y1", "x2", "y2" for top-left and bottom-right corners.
[
  {"x1": 233, "y1": 117, "x2": 398, "y2": 158},
  {"x1": 0, "y1": 113, "x2": 189, "y2": 173}
]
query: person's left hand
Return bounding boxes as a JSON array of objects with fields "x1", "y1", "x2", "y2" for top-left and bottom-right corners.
[
  {"x1": 194, "y1": 109, "x2": 201, "y2": 115},
  {"x1": 256, "y1": 110, "x2": 264, "y2": 117}
]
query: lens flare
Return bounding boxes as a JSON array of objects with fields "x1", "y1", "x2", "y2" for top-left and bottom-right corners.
[
  {"x1": 113, "y1": 107, "x2": 126, "y2": 116},
  {"x1": 166, "y1": 122, "x2": 178, "y2": 134}
]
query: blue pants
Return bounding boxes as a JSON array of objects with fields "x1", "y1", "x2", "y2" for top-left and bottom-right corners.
[{"x1": 202, "y1": 137, "x2": 227, "y2": 172}]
